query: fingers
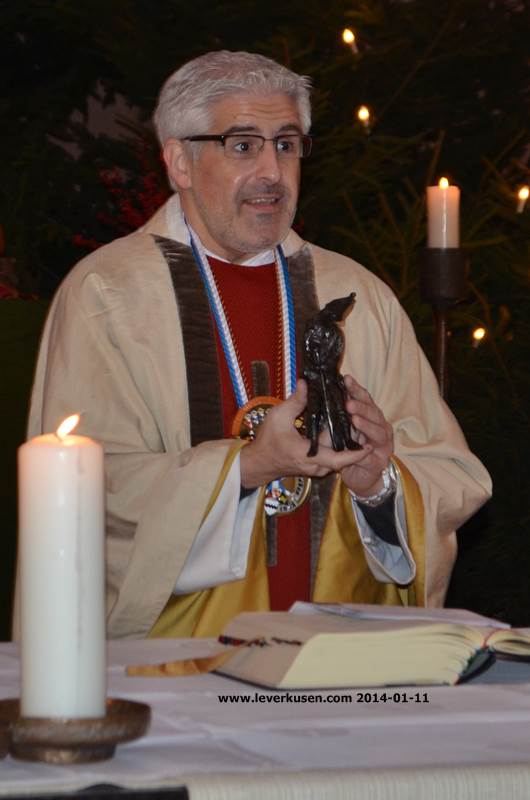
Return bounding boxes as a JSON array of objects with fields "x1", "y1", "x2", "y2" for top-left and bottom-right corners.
[
  {"x1": 339, "y1": 380, "x2": 394, "y2": 494},
  {"x1": 343, "y1": 375, "x2": 391, "y2": 449},
  {"x1": 343, "y1": 374, "x2": 368, "y2": 400},
  {"x1": 261, "y1": 418, "x2": 372, "y2": 480},
  {"x1": 309, "y1": 442, "x2": 372, "y2": 474},
  {"x1": 274, "y1": 379, "x2": 307, "y2": 423},
  {"x1": 352, "y1": 415, "x2": 391, "y2": 449},
  {"x1": 289, "y1": 378, "x2": 308, "y2": 408},
  {"x1": 344, "y1": 376, "x2": 377, "y2": 414},
  {"x1": 243, "y1": 374, "x2": 392, "y2": 490}
]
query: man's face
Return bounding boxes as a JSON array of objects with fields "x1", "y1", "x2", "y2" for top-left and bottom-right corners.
[{"x1": 168, "y1": 92, "x2": 303, "y2": 262}]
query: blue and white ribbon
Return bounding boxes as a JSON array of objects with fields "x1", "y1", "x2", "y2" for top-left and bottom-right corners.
[{"x1": 187, "y1": 226, "x2": 297, "y2": 407}]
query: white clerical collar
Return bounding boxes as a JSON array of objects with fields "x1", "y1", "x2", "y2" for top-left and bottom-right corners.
[
  {"x1": 202, "y1": 245, "x2": 275, "y2": 267},
  {"x1": 187, "y1": 224, "x2": 274, "y2": 267}
]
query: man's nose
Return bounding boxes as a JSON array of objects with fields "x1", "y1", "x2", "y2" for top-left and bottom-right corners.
[{"x1": 254, "y1": 140, "x2": 282, "y2": 183}]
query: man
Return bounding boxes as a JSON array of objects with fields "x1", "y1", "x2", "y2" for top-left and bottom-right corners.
[{"x1": 17, "y1": 51, "x2": 491, "y2": 639}]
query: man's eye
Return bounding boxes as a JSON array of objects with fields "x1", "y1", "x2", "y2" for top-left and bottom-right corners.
[
  {"x1": 230, "y1": 138, "x2": 257, "y2": 154},
  {"x1": 276, "y1": 138, "x2": 296, "y2": 153}
]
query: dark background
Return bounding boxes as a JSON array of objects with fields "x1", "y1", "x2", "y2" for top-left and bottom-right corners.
[{"x1": 1, "y1": 0, "x2": 530, "y2": 638}]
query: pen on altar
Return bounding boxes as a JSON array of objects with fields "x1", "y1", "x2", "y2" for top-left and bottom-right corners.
[
  {"x1": 218, "y1": 635, "x2": 259, "y2": 647},
  {"x1": 218, "y1": 635, "x2": 303, "y2": 647}
]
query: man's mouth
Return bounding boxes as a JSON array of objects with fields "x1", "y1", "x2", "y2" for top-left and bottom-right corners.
[{"x1": 243, "y1": 196, "x2": 281, "y2": 206}]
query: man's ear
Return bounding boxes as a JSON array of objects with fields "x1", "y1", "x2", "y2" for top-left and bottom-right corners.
[{"x1": 163, "y1": 139, "x2": 193, "y2": 190}]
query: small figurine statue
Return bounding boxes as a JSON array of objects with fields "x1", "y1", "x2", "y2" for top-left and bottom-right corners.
[{"x1": 302, "y1": 293, "x2": 362, "y2": 456}]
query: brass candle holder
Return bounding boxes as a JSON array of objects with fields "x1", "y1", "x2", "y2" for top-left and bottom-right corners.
[
  {"x1": 0, "y1": 698, "x2": 150, "y2": 764},
  {"x1": 419, "y1": 248, "x2": 468, "y2": 400}
]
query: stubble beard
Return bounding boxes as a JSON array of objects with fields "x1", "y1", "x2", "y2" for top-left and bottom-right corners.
[{"x1": 193, "y1": 183, "x2": 297, "y2": 261}]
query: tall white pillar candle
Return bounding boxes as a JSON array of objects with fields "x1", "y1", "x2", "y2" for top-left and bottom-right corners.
[
  {"x1": 18, "y1": 415, "x2": 106, "y2": 718},
  {"x1": 427, "y1": 177, "x2": 460, "y2": 248}
]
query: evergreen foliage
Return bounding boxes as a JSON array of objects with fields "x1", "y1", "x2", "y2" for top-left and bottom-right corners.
[{"x1": 1, "y1": 0, "x2": 530, "y2": 624}]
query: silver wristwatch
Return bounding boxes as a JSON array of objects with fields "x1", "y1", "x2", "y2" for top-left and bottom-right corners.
[{"x1": 350, "y1": 461, "x2": 398, "y2": 508}]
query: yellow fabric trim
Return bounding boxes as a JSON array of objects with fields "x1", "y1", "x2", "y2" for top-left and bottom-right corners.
[
  {"x1": 150, "y1": 451, "x2": 426, "y2": 638},
  {"x1": 149, "y1": 441, "x2": 270, "y2": 638},
  {"x1": 127, "y1": 647, "x2": 238, "y2": 677},
  {"x1": 393, "y1": 456, "x2": 426, "y2": 605},
  {"x1": 312, "y1": 459, "x2": 425, "y2": 607},
  {"x1": 200, "y1": 440, "x2": 248, "y2": 525}
]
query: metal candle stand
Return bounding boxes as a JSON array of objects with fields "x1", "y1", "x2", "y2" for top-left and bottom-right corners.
[
  {"x1": 0, "y1": 698, "x2": 151, "y2": 764},
  {"x1": 419, "y1": 248, "x2": 468, "y2": 400}
]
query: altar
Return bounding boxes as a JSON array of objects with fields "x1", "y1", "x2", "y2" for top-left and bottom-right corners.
[{"x1": 1, "y1": 638, "x2": 530, "y2": 799}]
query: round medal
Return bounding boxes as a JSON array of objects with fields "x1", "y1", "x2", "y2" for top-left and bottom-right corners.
[
  {"x1": 231, "y1": 397, "x2": 311, "y2": 516},
  {"x1": 231, "y1": 396, "x2": 280, "y2": 440},
  {"x1": 263, "y1": 475, "x2": 312, "y2": 516}
]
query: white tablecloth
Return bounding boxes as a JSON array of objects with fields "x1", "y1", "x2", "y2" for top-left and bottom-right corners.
[{"x1": 1, "y1": 639, "x2": 530, "y2": 799}]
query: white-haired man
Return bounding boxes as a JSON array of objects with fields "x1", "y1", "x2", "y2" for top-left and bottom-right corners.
[{"x1": 18, "y1": 51, "x2": 491, "y2": 638}]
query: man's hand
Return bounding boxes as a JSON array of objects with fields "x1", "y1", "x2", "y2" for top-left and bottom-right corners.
[
  {"x1": 337, "y1": 375, "x2": 394, "y2": 498},
  {"x1": 240, "y1": 379, "x2": 374, "y2": 489}
]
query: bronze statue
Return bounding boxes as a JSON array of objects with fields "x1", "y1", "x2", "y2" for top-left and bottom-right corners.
[{"x1": 302, "y1": 293, "x2": 362, "y2": 456}]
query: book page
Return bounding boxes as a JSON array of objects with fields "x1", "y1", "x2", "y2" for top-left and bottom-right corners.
[
  {"x1": 488, "y1": 628, "x2": 530, "y2": 657},
  {"x1": 223, "y1": 611, "x2": 484, "y2": 643}
]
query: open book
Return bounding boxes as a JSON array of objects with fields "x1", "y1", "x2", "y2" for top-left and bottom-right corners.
[{"x1": 213, "y1": 609, "x2": 530, "y2": 689}]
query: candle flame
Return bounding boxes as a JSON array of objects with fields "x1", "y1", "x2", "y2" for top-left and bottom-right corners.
[
  {"x1": 56, "y1": 414, "x2": 80, "y2": 440},
  {"x1": 342, "y1": 28, "x2": 355, "y2": 44},
  {"x1": 472, "y1": 327, "x2": 486, "y2": 342},
  {"x1": 439, "y1": 177, "x2": 449, "y2": 189},
  {"x1": 357, "y1": 105, "x2": 370, "y2": 122}
]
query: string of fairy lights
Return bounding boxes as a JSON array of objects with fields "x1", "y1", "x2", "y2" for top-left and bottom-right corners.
[{"x1": 340, "y1": 26, "x2": 529, "y2": 348}]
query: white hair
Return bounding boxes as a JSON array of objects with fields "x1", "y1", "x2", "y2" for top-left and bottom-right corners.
[{"x1": 153, "y1": 50, "x2": 312, "y2": 144}]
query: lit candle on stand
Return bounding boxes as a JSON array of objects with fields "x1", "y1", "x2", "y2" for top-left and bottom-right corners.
[
  {"x1": 421, "y1": 177, "x2": 466, "y2": 400},
  {"x1": 427, "y1": 177, "x2": 460, "y2": 248},
  {"x1": 18, "y1": 415, "x2": 106, "y2": 719}
]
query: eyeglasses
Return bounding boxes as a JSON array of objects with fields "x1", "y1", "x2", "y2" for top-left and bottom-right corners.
[{"x1": 182, "y1": 133, "x2": 312, "y2": 160}]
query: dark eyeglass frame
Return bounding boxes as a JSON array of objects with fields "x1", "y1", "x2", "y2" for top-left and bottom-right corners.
[{"x1": 182, "y1": 133, "x2": 313, "y2": 159}]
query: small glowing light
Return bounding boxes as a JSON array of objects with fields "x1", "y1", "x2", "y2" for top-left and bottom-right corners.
[
  {"x1": 356, "y1": 105, "x2": 371, "y2": 133},
  {"x1": 472, "y1": 327, "x2": 486, "y2": 342},
  {"x1": 517, "y1": 185, "x2": 529, "y2": 213},
  {"x1": 56, "y1": 414, "x2": 80, "y2": 440},
  {"x1": 439, "y1": 177, "x2": 449, "y2": 189},
  {"x1": 341, "y1": 28, "x2": 358, "y2": 53},
  {"x1": 357, "y1": 105, "x2": 370, "y2": 122}
]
